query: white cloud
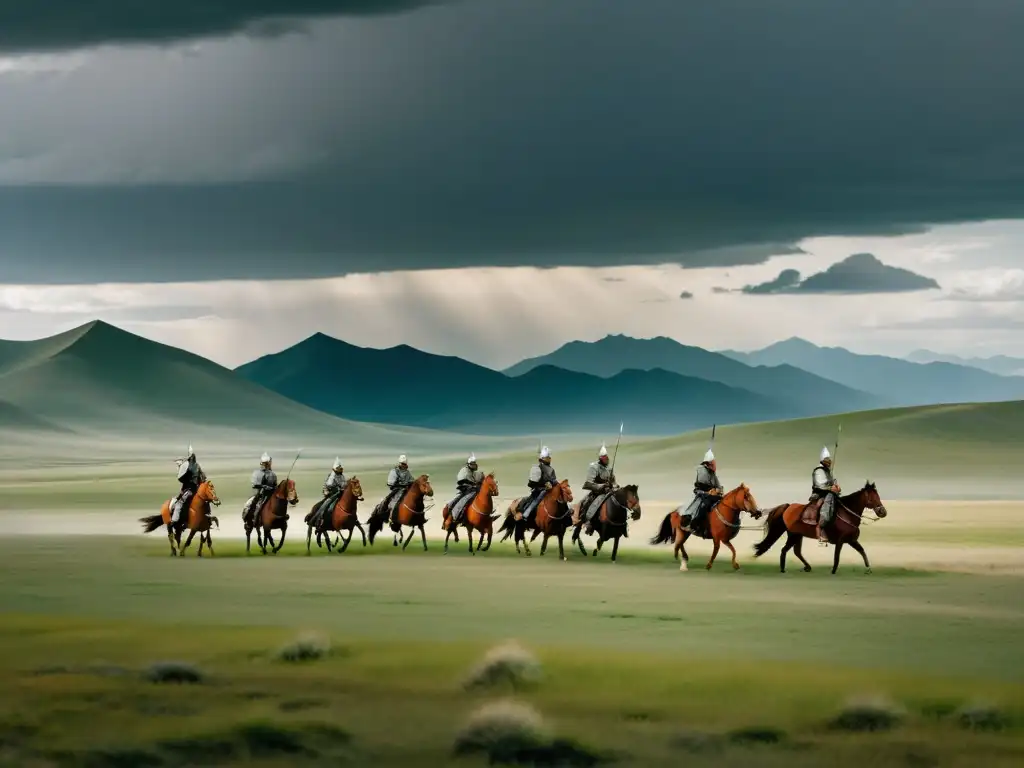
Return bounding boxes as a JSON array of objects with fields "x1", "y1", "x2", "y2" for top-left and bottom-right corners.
[{"x1": 944, "y1": 269, "x2": 1024, "y2": 302}]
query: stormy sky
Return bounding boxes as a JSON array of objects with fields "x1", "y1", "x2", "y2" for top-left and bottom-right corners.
[{"x1": 1, "y1": 1, "x2": 1022, "y2": 364}]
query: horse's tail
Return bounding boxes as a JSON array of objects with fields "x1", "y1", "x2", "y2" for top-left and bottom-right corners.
[
  {"x1": 649, "y1": 512, "x2": 674, "y2": 545},
  {"x1": 210, "y1": 516, "x2": 220, "y2": 529},
  {"x1": 752, "y1": 504, "x2": 789, "y2": 557},
  {"x1": 139, "y1": 514, "x2": 164, "y2": 534},
  {"x1": 368, "y1": 511, "x2": 384, "y2": 545},
  {"x1": 498, "y1": 509, "x2": 516, "y2": 542}
]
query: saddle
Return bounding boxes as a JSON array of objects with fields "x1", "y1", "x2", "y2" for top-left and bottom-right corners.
[
  {"x1": 801, "y1": 497, "x2": 824, "y2": 526},
  {"x1": 581, "y1": 491, "x2": 614, "y2": 522}
]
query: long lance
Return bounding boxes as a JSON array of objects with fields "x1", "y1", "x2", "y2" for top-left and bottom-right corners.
[
  {"x1": 609, "y1": 422, "x2": 624, "y2": 479},
  {"x1": 710, "y1": 423, "x2": 716, "y2": 451},
  {"x1": 830, "y1": 424, "x2": 842, "y2": 485},
  {"x1": 285, "y1": 448, "x2": 303, "y2": 481}
]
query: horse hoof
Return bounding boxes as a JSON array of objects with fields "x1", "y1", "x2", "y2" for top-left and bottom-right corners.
[
  {"x1": 732, "y1": 563, "x2": 740, "y2": 571},
  {"x1": 865, "y1": 568, "x2": 872, "y2": 575},
  {"x1": 679, "y1": 562, "x2": 688, "y2": 572},
  {"x1": 705, "y1": 564, "x2": 713, "y2": 571},
  {"x1": 803, "y1": 566, "x2": 812, "y2": 573}
]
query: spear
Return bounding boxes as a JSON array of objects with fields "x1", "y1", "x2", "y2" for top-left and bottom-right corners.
[
  {"x1": 609, "y1": 421, "x2": 624, "y2": 479},
  {"x1": 831, "y1": 424, "x2": 842, "y2": 474},
  {"x1": 285, "y1": 448, "x2": 303, "y2": 480}
]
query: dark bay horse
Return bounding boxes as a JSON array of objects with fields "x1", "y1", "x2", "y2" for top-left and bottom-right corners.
[
  {"x1": 651, "y1": 484, "x2": 761, "y2": 571},
  {"x1": 442, "y1": 473, "x2": 500, "y2": 555},
  {"x1": 368, "y1": 475, "x2": 434, "y2": 551},
  {"x1": 140, "y1": 480, "x2": 221, "y2": 557},
  {"x1": 498, "y1": 479, "x2": 574, "y2": 559},
  {"x1": 753, "y1": 482, "x2": 887, "y2": 574},
  {"x1": 244, "y1": 478, "x2": 300, "y2": 555},
  {"x1": 572, "y1": 485, "x2": 642, "y2": 562},
  {"x1": 305, "y1": 477, "x2": 366, "y2": 554}
]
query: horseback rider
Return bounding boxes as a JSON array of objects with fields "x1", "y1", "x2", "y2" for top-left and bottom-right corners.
[
  {"x1": 386, "y1": 455, "x2": 414, "y2": 527},
  {"x1": 682, "y1": 449, "x2": 723, "y2": 534},
  {"x1": 171, "y1": 445, "x2": 206, "y2": 530},
  {"x1": 576, "y1": 444, "x2": 617, "y2": 534},
  {"x1": 520, "y1": 446, "x2": 558, "y2": 523},
  {"x1": 313, "y1": 457, "x2": 348, "y2": 531},
  {"x1": 811, "y1": 446, "x2": 841, "y2": 541},
  {"x1": 448, "y1": 453, "x2": 484, "y2": 526},
  {"x1": 246, "y1": 453, "x2": 278, "y2": 524}
]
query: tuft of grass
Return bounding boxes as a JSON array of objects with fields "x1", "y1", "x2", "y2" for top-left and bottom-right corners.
[
  {"x1": 454, "y1": 700, "x2": 549, "y2": 758},
  {"x1": 145, "y1": 661, "x2": 203, "y2": 685},
  {"x1": 830, "y1": 696, "x2": 904, "y2": 732},
  {"x1": 463, "y1": 641, "x2": 542, "y2": 692},
  {"x1": 957, "y1": 702, "x2": 1011, "y2": 732},
  {"x1": 728, "y1": 726, "x2": 787, "y2": 746},
  {"x1": 277, "y1": 633, "x2": 330, "y2": 663}
]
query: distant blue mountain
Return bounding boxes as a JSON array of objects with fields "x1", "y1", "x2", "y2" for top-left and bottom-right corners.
[
  {"x1": 724, "y1": 338, "x2": 1024, "y2": 406},
  {"x1": 235, "y1": 333, "x2": 841, "y2": 435}
]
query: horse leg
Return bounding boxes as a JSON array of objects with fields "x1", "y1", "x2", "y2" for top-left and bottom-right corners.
[
  {"x1": 792, "y1": 535, "x2": 812, "y2": 572},
  {"x1": 402, "y1": 525, "x2": 414, "y2": 551},
  {"x1": 261, "y1": 528, "x2": 273, "y2": 554},
  {"x1": 576, "y1": 526, "x2": 588, "y2": 556},
  {"x1": 780, "y1": 532, "x2": 795, "y2": 572},
  {"x1": 848, "y1": 540, "x2": 872, "y2": 574},
  {"x1": 197, "y1": 531, "x2": 205, "y2": 557},
  {"x1": 592, "y1": 535, "x2": 604, "y2": 557},
  {"x1": 165, "y1": 524, "x2": 178, "y2": 557},
  {"x1": 679, "y1": 531, "x2": 690, "y2": 572},
  {"x1": 483, "y1": 528, "x2": 493, "y2": 552},
  {"x1": 530, "y1": 529, "x2": 542, "y2": 543},
  {"x1": 205, "y1": 531, "x2": 215, "y2": 556},
  {"x1": 306, "y1": 525, "x2": 313, "y2": 555},
  {"x1": 355, "y1": 522, "x2": 368, "y2": 546},
  {"x1": 340, "y1": 528, "x2": 354, "y2": 553},
  {"x1": 705, "y1": 538, "x2": 721, "y2": 570},
  {"x1": 521, "y1": 523, "x2": 532, "y2": 557},
  {"x1": 272, "y1": 524, "x2": 287, "y2": 554},
  {"x1": 610, "y1": 535, "x2": 620, "y2": 563},
  {"x1": 419, "y1": 524, "x2": 428, "y2": 551},
  {"x1": 181, "y1": 529, "x2": 197, "y2": 556},
  {"x1": 724, "y1": 538, "x2": 739, "y2": 570},
  {"x1": 831, "y1": 541, "x2": 845, "y2": 575},
  {"x1": 467, "y1": 528, "x2": 476, "y2": 555},
  {"x1": 540, "y1": 533, "x2": 549, "y2": 556}
]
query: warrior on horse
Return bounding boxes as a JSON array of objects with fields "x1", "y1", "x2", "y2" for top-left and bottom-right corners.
[
  {"x1": 569, "y1": 442, "x2": 642, "y2": 562},
  {"x1": 753, "y1": 441, "x2": 888, "y2": 573},
  {"x1": 305, "y1": 458, "x2": 367, "y2": 553},
  {"x1": 368, "y1": 455, "x2": 433, "y2": 550},
  {"x1": 651, "y1": 445, "x2": 762, "y2": 571},
  {"x1": 242, "y1": 451, "x2": 301, "y2": 554},
  {"x1": 499, "y1": 446, "x2": 574, "y2": 558},
  {"x1": 442, "y1": 454, "x2": 499, "y2": 554},
  {"x1": 141, "y1": 452, "x2": 221, "y2": 556}
]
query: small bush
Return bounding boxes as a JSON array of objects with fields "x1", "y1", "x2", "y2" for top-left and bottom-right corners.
[
  {"x1": 957, "y1": 702, "x2": 1010, "y2": 732},
  {"x1": 145, "y1": 661, "x2": 203, "y2": 685},
  {"x1": 830, "y1": 696, "x2": 904, "y2": 732},
  {"x1": 463, "y1": 641, "x2": 542, "y2": 692},
  {"x1": 728, "y1": 726, "x2": 787, "y2": 746},
  {"x1": 277, "y1": 633, "x2": 330, "y2": 663},
  {"x1": 454, "y1": 700, "x2": 549, "y2": 756}
]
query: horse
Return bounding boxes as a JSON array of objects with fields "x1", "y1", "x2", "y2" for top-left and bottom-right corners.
[
  {"x1": 497, "y1": 479, "x2": 574, "y2": 559},
  {"x1": 752, "y1": 481, "x2": 887, "y2": 574},
  {"x1": 572, "y1": 485, "x2": 642, "y2": 563},
  {"x1": 304, "y1": 477, "x2": 366, "y2": 554},
  {"x1": 368, "y1": 475, "x2": 434, "y2": 551},
  {"x1": 140, "y1": 480, "x2": 221, "y2": 557},
  {"x1": 243, "y1": 478, "x2": 300, "y2": 555},
  {"x1": 441, "y1": 473, "x2": 500, "y2": 555},
  {"x1": 650, "y1": 484, "x2": 762, "y2": 572}
]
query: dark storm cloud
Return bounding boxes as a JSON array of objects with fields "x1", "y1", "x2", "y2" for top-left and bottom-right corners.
[
  {"x1": 0, "y1": 2, "x2": 446, "y2": 52},
  {"x1": 741, "y1": 254, "x2": 940, "y2": 295},
  {"x1": 679, "y1": 291, "x2": 694, "y2": 300},
  {"x1": 1, "y1": 0, "x2": 1024, "y2": 283}
]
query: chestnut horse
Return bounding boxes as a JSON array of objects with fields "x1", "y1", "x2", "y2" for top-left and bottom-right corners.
[
  {"x1": 650, "y1": 484, "x2": 762, "y2": 572},
  {"x1": 753, "y1": 481, "x2": 887, "y2": 574},
  {"x1": 368, "y1": 474, "x2": 434, "y2": 551},
  {"x1": 498, "y1": 479, "x2": 574, "y2": 559},
  {"x1": 442, "y1": 473, "x2": 500, "y2": 555},
  {"x1": 243, "y1": 478, "x2": 300, "y2": 555},
  {"x1": 304, "y1": 477, "x2": 366, "y2": 554},
  {"x1": 572, "y1": 485, "x2": 642, "y2": 563},
  {"x1": 140, "y1": 480, "x2": 221, "y2": 557}
]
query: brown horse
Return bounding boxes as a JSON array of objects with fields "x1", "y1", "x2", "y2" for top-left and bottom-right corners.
[
  {"x1": 243, "y1": 478, "x2": 300, "y2": 555},
  {"x1": 498, "y1": 479, "x2": 574, "y2": 559},
  {"x1": 368, "y1": 475, "x2": 434, "y2": 551},
  {"x1": 140, "y1": 480, "x2": 221, "y2": 557},
  {"x1": 753, "y1": 481, "x2": 887, "y2": 574},
  {"x1": 572, "y1": 485, "x2": 642, "y2": 563},
  {"x1": 650, "y1": 484, "x2": 762, "y2": 571},
  {"x1": 304, "y1": 477, "x2": 366, "y2": 554},
  {"x1": 441, "y1": 473, "x2": 500, "y2": 555}
]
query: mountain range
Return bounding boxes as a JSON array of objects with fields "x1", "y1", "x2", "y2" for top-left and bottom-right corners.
[
  {"x1": 722, "y1": 338, "x2": 1024, "y2": 406},
  {"x1": 234, "y1": 332, "x2": 871, "y2": 435},
  {"x1": 905, "y1": 349, "x2": 1024, "y2": 378}
]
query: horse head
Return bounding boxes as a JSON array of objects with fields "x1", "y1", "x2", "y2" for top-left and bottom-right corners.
[
  {"x1": 348, "y1": 476, "x2": 365, "y2": 501},
  {"x1": 619, "y1": 484, "x2": 642, "y2": 520},
  {"x1": 483, "y1": 473, "x2": 499, "y2": 496},
  {"x1": 736, "y1": 482, "x2": 763, "y2": 519},
  {"x1": 278, "y1": 478, "x2": 299, "y2": 505},
  {"x1": 416, "y1": 474, "x2": 434, "y2": 496},
  {"x1": 557, "y1": 479, "x2": 573, "y2": 503},
  {"x1": 862, "y1": 480, "x2": 887, "y2": 518},
  {"x1": 198, "y1": 480, "x2": 221, "y2": 507}
]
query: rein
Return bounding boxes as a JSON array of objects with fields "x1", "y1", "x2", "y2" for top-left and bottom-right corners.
[
  {"x1": 710, "y1": 493, "x2": 762, "y2": 531},
  {"x1": 836, "y1": 495, "x2": 883, "y2": 525},
  {"x1": 600, "y1": 493, "x2": 634, "y2": 527}
]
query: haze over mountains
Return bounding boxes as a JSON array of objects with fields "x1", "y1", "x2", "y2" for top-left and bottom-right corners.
[{"x1": 723, "y1": 338, "x2": 1024, "y2": 406}]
